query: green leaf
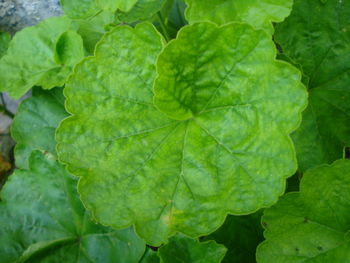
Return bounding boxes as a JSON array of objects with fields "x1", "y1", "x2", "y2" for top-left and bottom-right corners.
[
  {"x1": 116, "y1": 0, "x2": 168, "y2": 23},
  {"x1": 60, "y1": 0, "x2": 99, "y2": 19},
  {"x1": 11, "y1": 87, "x2": 68, "y2": 169},
  {"x1": 75, "y1": 11, "x2": 115, "y2": 54},
  {"x1": 140, "y1": 248, "x2": 160, "y2": 263},
  {"x1": 184, "y1": 0, "x2": 293, "y2": 33},
  {"x1": 0, "y1": 31, "x2": 11, "y2": 58},
  {"x1": 0, "y1": 16, "x2": 85, "y2": 99},
  {"x1": 97, "y1": 0, "x2": 139, "y2": 12},
  {"x1": 0, "y1": 151, "x2": 145, "y2": 263},
  {"x1": 158, "y1": 234, "x2": 227, "y2": 263},
  {"x1": 203, "y1": 212, "x2": 264, "y2": 263},
  {"x1": 54, "y1": 30, "x2": 84, "y2": 65},
  {"x1": 56, "y1": 22, "x2": 307, "y2": 245},
  {"x1": 275, "y1": 0, "x2": 350, "y2": 171},
  {"x1": 60, "y1": 0, "x2": 138, "y2": 19},
  {"x1": 256, "y1": 159, "x2": 350, "y2": 263},
  {"x1": 161, "y1": 0, "x2": 187, "y2": 38}
]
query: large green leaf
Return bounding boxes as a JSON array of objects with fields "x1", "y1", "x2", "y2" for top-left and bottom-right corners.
[
  {"x1": 275, "y1": 0, "x2": 350, "y2": 171},
  {"x1": 184, "y1": 0, "x2": 293, "y2": 33},
  {"x1": 0, "y1": 16, "x2": 84, "y2": 99},
  {"x1": 56, "y1": 22, "x2": 306, "y2": 246},
  {"x1": 256, "y1": 159, "x2": 350, "y2": 263},
  {"x1": 203, "y1": 212, "x2": 264, "y2": 263},
  {"x1": 158, "y1": 234, "x2": 227, "y2": 263},
  {"x1": 0, "y1": 31, "x2": 11, "y2": 58},
  {"x1": 0, "y1": 151, "x2": 145, "y2": 263},
  {"x1": 11, "y1": 87, "x2": 68, "y2": 169}
]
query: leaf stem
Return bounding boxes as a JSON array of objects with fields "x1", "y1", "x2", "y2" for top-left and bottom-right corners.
[{"x1": 157, "y1": 12, "x2": 171, "y2": 42}]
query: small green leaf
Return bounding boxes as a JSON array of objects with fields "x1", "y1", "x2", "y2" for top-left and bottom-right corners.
[
  {"x1": 140, "y1": 248, "x2": 160, "y2": 263},
  {"x1": 97, "y1": 0, "x2": 139, "y2": 12},
  {"x1": 54, "y1": 30, "x2": 84, "y2": 65},
  {"x1": 75, "y1": 11, "x2": 115, "y2": 54},
  {"x1": 203, "y1": 212, "x2": 264, "y2": 263},
  {"x1": 60, "y1": 0, "x2": 99, "y2": 19},
  {"x1": 60, "y1": 0, "x2": 138, "y2": 19},
  {"x1": 161, "y1": 0, "x2": 188, "y2": 38},
  {"x1": 116, "y1": 0, "x2": 168, "y2": 23},
  {"x1": 0, "y1": 16, "x2": 84, "y2": 99},
  {"x1": 0, "y1": 151, "x2": 145, "y2": 263},
  {"x1": 11, "y1": 87, "x2": 68, "y2": 169},
  {"x1": 184, "y1": 0, "x2": 293, "y2": 33},
  {"x1": 275, "y1": 0, "x2": 350, "y2": 171},
  {"x1": 0, "y1": 31, "x2": 11, "y2": 58},
  {"x1": 57, "y1": 22, "x2": 306, "y2": 245},
  {"x1": 257, "y1": 159, "x2": 350, "y2": 263},
  {"x1": 158, "y1": 234, "x2": 227, "y2": 263}
]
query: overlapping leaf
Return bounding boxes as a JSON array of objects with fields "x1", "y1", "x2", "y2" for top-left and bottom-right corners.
[
  {"x1": 139, "y1": 234, "x2": 226, "y2": 262},
  {"x1": 11, "y1": 87, "x2": 68, "y2": 169},
  {"x1": 158, "y1": 234, "x2": 227, "y2": 263},
  {"x1": 75, "y1": 11, "x2": 115, "y2": 54},
  {"x1": 140, "y1": 248, "x2": 160, "y2": 263},
  {"x1": 160, "y1": 0, "x2": 187, "y2": 38},
  {"x1": 204, "y1": 212, "x2": 264, "y2": 263},
  {"x1": 0, "y1": 151, "x2": 145, "y2": 263},
  {"x1": 184, "y1": 0, "x2": 293, "y2": 33},
  {"x1": 275, "y1": 0, "x2": 350, "y2": 171},
  {"x1": 0, "y1": 16, "x2": 84, "y2": 99},
  {"x1": 116, "y1": 0, "x2": 167, "y2": 23},
  {"x1": 56, "y1": 21, "x2": 306, "y2": 245},
  {"x1": 257, "y1": 159, "x2": 350, "y2": 262}
]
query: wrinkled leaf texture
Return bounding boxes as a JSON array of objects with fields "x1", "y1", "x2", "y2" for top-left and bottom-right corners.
[
  {"x1": 184, "y1": 0, "x2": 293, "y2": 33},
  {"x1": 0, "y1": 151, "x2": 145, "y2": 263},
  {"x1": 275, "y1": 0, "x2": 350, "y2": 171},
  {"x1": 56, "y1": 21, "x2": 307, "y2": 246},
  {"x1": 257, "y1": 159, "x2": 350, "y2": 262}
]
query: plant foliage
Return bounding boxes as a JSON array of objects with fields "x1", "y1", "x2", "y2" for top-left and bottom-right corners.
[
  {"x1": 0, "y1": 0, "x2": 349, "y2": 262},
  {"x1": 275, "y1": 0, "x2": 350, "y2": 171},
  {"x1": 11, "y1": 87, "x2": 68, "y2": 168},
  {"x1": 0, "y1": 150, "x2": 146, "y2": 263},
  {"x1": 0, "y1": 17, "x2": 84, "y2": 99},
  {"x1": 56, "y1": 21, "x2": 306, "y2": 245},
  {"x1": 257, "y1": 160, "x2": 350, "y2": 262},
  {"x1": 184, "y1": 0, "x2": 293, "y2": 33}
]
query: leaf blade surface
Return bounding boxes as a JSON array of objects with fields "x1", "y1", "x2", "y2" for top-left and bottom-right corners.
[{"x1": 56, "y1": 22, "x2": 307, "y2": 245}]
